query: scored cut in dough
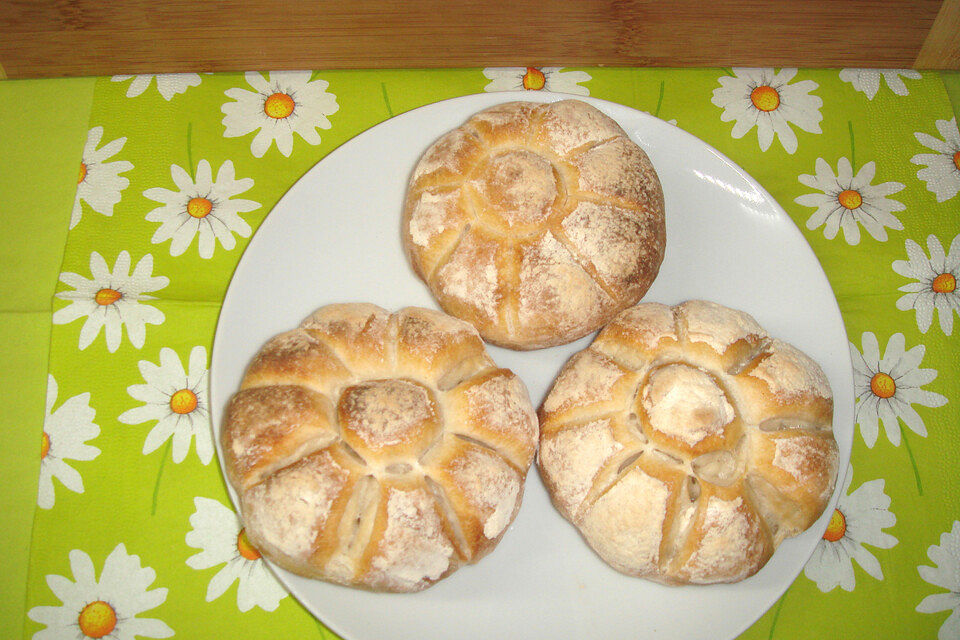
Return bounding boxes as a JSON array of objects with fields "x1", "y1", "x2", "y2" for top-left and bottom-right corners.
[
  {"x1": 221, "y1": 304, "x2": 538, "y2": 593},
  {"x1": 538, "y1": 300, "x2": 838, "y2": 585},
  {"x1": 403, "y1": 99, "x2": 666, "y2": 350}
]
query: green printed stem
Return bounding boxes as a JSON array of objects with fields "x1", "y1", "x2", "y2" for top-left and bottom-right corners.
[
  {"x1": 901, "y1": 427, "x2": 924, "y2": 496},
  {"x1": 848, "y1": 120, "x2": 855, "y2": 172},
  {"x1": 151, "y1": 439, "x2": 173, "y2": 516},
  {"x1": 655, "y1": 81, "x2": 665, "y2": 118},
  {"x1": 186, "y1": 122, "x2": 195, "y2": 180},
  {"x1": 768, "y1": 586, "x2": 790, "y2": 640},
  {"x1": 381, "y1": 82, "x2": 394, "y2": 117}
]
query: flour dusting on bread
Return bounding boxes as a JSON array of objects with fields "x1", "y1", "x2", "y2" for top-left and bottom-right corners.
[
  {"x1": 404, "y1": 99, "x2": 665, "y2": 350},
  {"x1": 369, "y1": 487, "x2": 455, "y2": 590},
  {"x1": 221, "y1": 304, "x2": 538, "y2": 593},
  {"x1": 538, "y1": 300, "x2": 837, "y2": 585}
]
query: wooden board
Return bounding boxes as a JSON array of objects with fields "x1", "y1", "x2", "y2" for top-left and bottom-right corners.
[
  {"x1": 916, "y1": 0, "x2": 960, "y2": 68},
  {"x1": 0, "y1": 0, "x2": 955, "y2": 79}
]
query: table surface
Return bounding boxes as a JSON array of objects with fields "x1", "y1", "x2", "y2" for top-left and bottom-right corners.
[
  {"x1": 2, "y1": 68, "x2": 959, "y2": 640},
  {"x1": 2, "y1": 0, "x2": 958, "y2": 77}
]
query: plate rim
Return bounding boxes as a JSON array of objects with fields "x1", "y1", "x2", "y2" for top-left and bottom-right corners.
[{"x1": 210, "y1": 90, "x2": 855, "y2": 640}]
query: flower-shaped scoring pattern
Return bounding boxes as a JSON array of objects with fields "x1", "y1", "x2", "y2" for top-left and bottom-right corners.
[
  {"x1": 538, "y1": 300, "x2": 838, "y2": 584},
  {"x1": 403, "y1": 100, "x2": 666, "y2": 350},
  {"x1": 221, "y1": 304, "x2": 537, "y2": 593}
]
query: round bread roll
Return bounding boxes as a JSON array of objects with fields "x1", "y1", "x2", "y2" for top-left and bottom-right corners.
[
  {"x1": 403, "y1": 99, "x2": 666, "y2": 350},
  {"x1": 537, "y1": 300, "x2": 838, "y2": 585},
  {"x1": 221, "y1": 303, "x2": 538, "y2": 592}
]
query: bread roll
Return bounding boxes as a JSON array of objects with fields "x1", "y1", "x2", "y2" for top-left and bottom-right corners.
[
  {"x1": 221, "y1": 304, "x2": 538, "y2": 592},
  {"x1": 538, "y1": 300, "x2": 838, "y2": 585},
  {"x1": 403, "y1": 99, "x2": 666, "y2": 350}
]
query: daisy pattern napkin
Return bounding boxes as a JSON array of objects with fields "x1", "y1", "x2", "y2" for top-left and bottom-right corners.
[{"x1": 22, "y1": 68, "x2": 960, "y2": 640}]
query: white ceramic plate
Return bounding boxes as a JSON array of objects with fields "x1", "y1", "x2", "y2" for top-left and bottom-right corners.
[{"x1": 211, "y1": 92, "x2": 854, "y2": 640}]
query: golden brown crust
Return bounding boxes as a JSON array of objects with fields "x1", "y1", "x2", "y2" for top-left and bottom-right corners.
[
  {"x1": 421, "y1": 434, "x2": 526, "y2": 562},
  {"x1": 403, "y1": 100, "x2": 666, "y2": 350},
  {"x1": 240, "y1": 448, "x2": 359, "y2": 575},
  {"x1": 443, "y1": 368, "x2": 539, "y2": 468},
  {"x1": 222, "y1": 385, "x2": 337, "y2": 491},
  {"x1": 221, "y1": 304, "x2": 538, "y2": 593},
  {"x1": 537, "y1": 300, "x2": 838, "y2": 585}
]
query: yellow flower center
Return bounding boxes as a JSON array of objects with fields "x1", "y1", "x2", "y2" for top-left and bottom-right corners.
[
  {"x1": 94, "y1": 288, "x2": 122, "y2": 306},
  {"x1": 837, "y1": 189, "x2": 863, "y2": 210},
  {"x1": 264, "y1": 92, "x2": 296, "y2": 119},
  {"x1": 522, "y1": 67, "x2": 546, "y2": 91},
  {"x1": 933, "y1": 272, "x2": 956, "y2": 294},
  {"x1": 823, "y1": 509, "x2": 847, "y2": 542},
  {"x1": 78, "y1": 600, "x2": 117, "y2": 639},
  {"x1": 237, "y1": 528, "x2": 261, "y2": 560},
  {"x1": 169, "y1": 388, "x2": 198, "y2": 415},
  {"x1": 41, "y1": 432, "x2": 50, "y2": 459},
  {"x1": 870, "y1": 372, "x2": 896, "y2": 399},
  {"x1": 186, "y1": 196, "x2": 213, "y2": 219},
  {"x1": 78, "y1": 162, "x2": 88, "y2": 184},
  {"x1": 953, "y1": 150, "x2": 960, "y2": 172},
  {"x1": 750, "y1": 85, "x2": 781, "y2": 112}
]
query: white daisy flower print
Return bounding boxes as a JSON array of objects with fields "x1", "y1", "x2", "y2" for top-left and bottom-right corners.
[
  {"x1": 118, "y1": 346, "x2": 212, "y2": 464},
  {"x1": 52, "y1": 251, "x2": 168, "y2": 353},
  {"x1": 38, "y1": 374, "x2": 100, "y2": 510},
  {"x1": 796, "y1": 157, "x2": 905, "y2": 244},
  {"x1": 482, "y1": 67, "x2": 591, "y2": 95},
  {"x1": 27, "y1": 543, "x2": 173, "y2": 640},
  {"x1": 839, "y1": 68, "x2": 922, "y2": 99},
  {"x1": 893, "y1": 234, "x2": 960, "y2": 335},
  {"x1": 185, "y1": 497, "x2": 288, "y2": 612},
  {"x1": 711, "y1": 68, "x2": 823, "y2": 154},
  {"x1": 222, "y1": 70, "x2": 339, "y2": 158},
  {"x1": 111, "y1": 73, "x2": 203, "y2": 100},
  {"x1": 850, "y1": 331, "x2": 947, "y2": 448},
  {"x1": 917, "y1": 521, "x2": 960, "y2": 640},
  {"x1": 911, "y1": 118, "x2": 960, "y2": 202},
  {"x1": 72, "y1": 126, "x2": 133, "y2": 229},
  {"x1": 143, "y1": 160, "x2": 260, "y2": 259},
  {"x1": 803, "y1": 465, "x2": 897, "y2": 592}
]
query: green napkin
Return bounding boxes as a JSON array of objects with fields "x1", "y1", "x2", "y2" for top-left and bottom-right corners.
[{"x1": 22, "y1": 68, "x2": 960, "y2": 639}]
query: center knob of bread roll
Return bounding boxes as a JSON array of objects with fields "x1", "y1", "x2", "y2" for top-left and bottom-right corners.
[
  {"x1": 470, "y1": 149, "x2": 559, "y2": 232},
  {"x1": 337, "y1": 379, "x2": 442, "y2": 465},
  {"x1": 639, "y1": 364, "x2": 735, "y2": 451}
]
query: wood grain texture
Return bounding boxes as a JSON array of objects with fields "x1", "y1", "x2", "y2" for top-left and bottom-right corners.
[
  {"x1": 916, "y1": 0, "x2": 960, "y2": 68},
  {"x1": 0, "y1": 0, "x2": 951, "y2": 79}
]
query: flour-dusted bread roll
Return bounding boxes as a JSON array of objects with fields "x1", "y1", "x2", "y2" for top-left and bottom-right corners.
[
  {"x1": 538, "y1": 300, "x2": 838, "y2": 585},
  {"x1": 403, "y1": 99, "x2": 666, "y2": 350},
  {"x1": 221, "y1": 303, "x2": 538, "y2": 592}
]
